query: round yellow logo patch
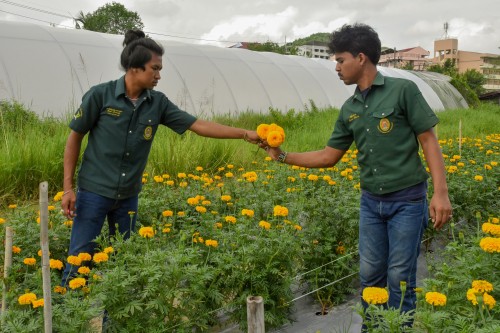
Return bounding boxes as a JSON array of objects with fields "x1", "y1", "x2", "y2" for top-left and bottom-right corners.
[
  {"x1": 143, "y1": 126, "x2": 153, "y2": 140},
  {"x1": 378, "y1": 118, "x2": 393, "y2": 133}
]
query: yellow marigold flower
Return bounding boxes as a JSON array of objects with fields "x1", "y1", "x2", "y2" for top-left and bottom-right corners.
[
  {"x1": 153, "y1": 175, "x2": 164, "y2": 183},
  {"x1": 227, "y1": 164, "x2": 234, "y2": 169},
  {"x1": 23, "y1": 257, "x2": 36, "y2": 266},
  {"x1": 485, "y1": 164, "x2": 492, "y2": 170},
  {"x1": 64, "y1": 220, "x2": 73, "y2": 227},
  {"x1": 224, "y1": 172, "x2": 234, "y2": 178},
  {"x1": 474, "y1": 175, "x2": 484, "y2": 182},
  {"x1": 36, "y1": 216, "x2": 41, "y2": 224},
  {"x1": 166, "y1": 180, "x2": 174, "y2": 186},
  {"x1": 196, "y1": 166, "x2": 203, "y2": 171},
  {"x1": 329, "y1": 180, "x2": 337, "y2": 186},
  {"x1": 78, "y1": 266, "x2": 91, "y2": 275},
  {"x1": 187, "y1": 197, "x2": 199, "y2": 205},
  {"x1": 177, "y1": 211, "x2": 185, "y2": 217},
  {"x1": 489, "y1": 217, "x2": 499, "y2": 224},
  {"x1": 362, "y1": 287, "x2": 389, "y2": 305},
  {"x1": 67, "y1": 255, "x2": 82, "y2": 266},
  {"x1": 202, "y1": 200, "x2": 211, "y2": 206},
  {"x1": 241, "y1": 209, "x2": 255, "y2": 217},
  {"x1": 293, "y1": 225, "x2": 302, "y2": 231},
  {"x1": 482, "y1": 222, "x2": 500, "y2": 236},
  {"x1": 425, "y1": 291, "x2": 447, "y2": 306},
  {"x1": 307, "y1": 174, "x2": 319, "y2": 181},
  {"x1": 221, "y1": 195, "x2": 231, "y2": 202},
  {"x1": 103, "y1": 247, "x2": 114, "y2": 254},
  {"x1": 0, "y1": 217, "x2": 5, "y2": 224},
  {"x1": 69, "y1": 277, "x2": 86, "y2": 289},
  {"x1": 18, "y1": 293, "x2": 37, "y2": 305},
  {"x1": 447, "y1": 166, "x2": 458, "y2": 173},
  {"x1": 472, "y1": 280, "x2": 494, "y2": 293},
  {"x1": 176, "y1": 172, "x2": 186, "y2": 178},
  {"x1": 457, "y1": 162, "x2": 465, "y2": 167},
  {"x1": 215, "y1": 222, "x2": 223, "y2": 229},
  {"x1": 77, "y1": 252, "x2": 92, "y2": 262},
  {"x1": 53, "y1": 191, "x2": 64, "y2": 201},
  {"x1": 273, "y1": 205, "x2": 289, "y2": 217},
  {"x1": 54, "y1": 286, "x2": 67, "y2": 295},
  {"x1": 452, "y1": 154, "x2": 461, "y2": 160},
  {"x1": 8, "y1": 204, "x2": 17, "y2": 209},
  {"x1": 480, "y1": 237, "x2": 500, "y2": 253},
  {"x1": 259, "y1": 220, "x2": 271, "y2": 230},
  {"x1": 47, "y1": 205, "x2": 56, "y2": 211},
  {"x1": 12, "y1": 245, "x2": 21, "y2": 254},
  {"x1": 267, "y1": 130, "x2": 284, "y2": 147},
  {"x1": 93, "y1": 252, "x2": 109, "y2": 263},
  {"x1": 195, "y1": 206, "x2": 207, "y2": 214},
  {"x1": 142, "y1": 177, "x2": 147, "y2": 184},
  {"x1": 50, "y1": 259, "x2": 63, "y2": 270},
  {"x1": 491, "y1": 161, "x2": 498, "y2": 166},
  {"x1": 205, "y1": 239, "x2": 218, "y2": 247},
  {"x1": 139, "y1": 226, "x2": 155, "y2": 238},
  {"x1": 162, "y1": 227, "x2": 171, "y2": 233},
  {"x1": 256, "y1": 123, "x2": 270, "y2": 140},
  {"x1": 225, "y1": 216, "x2": 237, "y2": 224},
  {"x1": 483, "y1": 292, "x2": 496, "y2": 310}
]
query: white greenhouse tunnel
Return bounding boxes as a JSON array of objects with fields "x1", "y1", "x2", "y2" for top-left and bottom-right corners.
[{"x1": 0, "y1": 21, "x2": 467, "y2": 118}]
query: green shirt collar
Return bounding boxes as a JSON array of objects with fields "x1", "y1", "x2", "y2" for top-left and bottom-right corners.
[
  {"x1": 353, "y1": 72, "x2": 385, "y2": 103},
  {"x1": 115, "y1": 75, "x2": 152, "y2": 101}
]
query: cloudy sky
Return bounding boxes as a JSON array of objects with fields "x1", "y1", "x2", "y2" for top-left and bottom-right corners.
[{"x1": 1, "y1": 0, "x2": 499, "y2": 54}]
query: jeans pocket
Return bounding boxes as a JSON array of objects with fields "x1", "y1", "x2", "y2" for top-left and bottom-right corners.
[{"x1": 406, "y1": 197, "x2": 425, "y2": 204}]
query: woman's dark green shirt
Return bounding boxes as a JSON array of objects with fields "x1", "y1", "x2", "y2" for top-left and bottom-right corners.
[
  {"x1": 327, "y1": 72, "x2": 439, "y2": 195},
  {"x1": 70, "y1": 76, "x2": 197, "y2": 199}
]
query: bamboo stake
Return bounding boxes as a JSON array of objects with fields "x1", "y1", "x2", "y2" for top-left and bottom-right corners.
[
  {"x1": 1, "y1": 227, "x2": 13, "y2": 326},
  {"x1": 459, "y1": 119, "x2": 462, "y2": 157},
  {"x1": 247, "y1": 296, "x2": 265, "y2": 333},
  {"x1": 39, "y1": 182, "x2": 52, "y2": 333}
]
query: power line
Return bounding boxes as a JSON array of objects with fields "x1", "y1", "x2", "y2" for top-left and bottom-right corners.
[
  {"x1": 0, "y1": 0, "x2": 73, "y2": 19},
  {"x1": 0, "y1": 9, "x2": 72, "y2": 28}
]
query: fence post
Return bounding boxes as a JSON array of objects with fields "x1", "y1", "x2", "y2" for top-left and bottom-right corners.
[
  {"x1": 39, "y1": 181, "x2": 52, "y2": 333},
  {"x1": 247, "y1": 296, "x2": 265, "y2": 333},
  {"x1": 1, "y1": 226, "x2": 13, "y2": 326}
]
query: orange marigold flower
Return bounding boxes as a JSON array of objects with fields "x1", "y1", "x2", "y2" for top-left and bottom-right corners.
[
  {"x1": 18, "y1": 293, "x2": 37, "y2": 305},
  {"x1": 162, "y1": 210, "x2": 174, "y2": 217},
  {"x1": 256, "y1": 124, "x2": 270, "y2": 140},
  {"x1": 241, "y1": 209, "x2": 255, "y2": 217},
  {"x1": 103, "y1": 246, "x2": 114, "y2": 254},
  {"x1": 12, "y1": 246, "x2": 21, "y2": 254},
  {"x1": 267, "y1": 130, "x2": 284, "y2": 147},
  {"x1": 69, "y1": 277, "x2": 86, "y2": 289},
  {"x1": 273, "y1": 205, "x2": 289, "y2": 217},
  {"x1": 54, "y1": 286, "x2": 67, "y2": 295},
  {"x1": 67, "y1": 255, "x2": 82, "y2": 266},
  {"x1": 472, "y1": 280, "x2": 494, "y2": 293},
  {"x1": 50, "y1": 259, "x2": 64, "y2": 270},
  {"x1": 23, "y1": 257, "x2": 36, "y2": 266},
  {"x1": 425, "y1": 291, "x2": 447, "y2": 306},
  {"x1": 139, "y1": 226, "x2": 155, "y2": 238},
  {"x1": 93, "y1": 252, "x2": 109, "y2": 264},
  {"x1": 77, "y1": 252, "x2": 92, "y2": 262},
  {"x1": 259, "y1": 220, "x2": 271, "y2": 230},
  {"x1": 32, "y1": 299, "x2": 44, "y2": 308}
]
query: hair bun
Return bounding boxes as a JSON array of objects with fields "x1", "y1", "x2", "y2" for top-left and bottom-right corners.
[{"x1": 123, "y1": 30, "x2": 146, "y2": 47}]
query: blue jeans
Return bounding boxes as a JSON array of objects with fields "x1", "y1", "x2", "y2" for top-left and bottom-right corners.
[
  {"x1": 61, "y1": 188, "x2": 138, "y2": 286},
  {"x1": 359, "y1": 194, "x2": 428, "y2": 314}
]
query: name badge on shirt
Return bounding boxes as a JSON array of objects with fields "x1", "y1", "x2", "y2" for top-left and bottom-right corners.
[
  {"x1": 378, "y1": 118, "x2": 393, "y2": 133},
  {"x1": 144, "y1": 126, "x2": 153, "y2": 140}
]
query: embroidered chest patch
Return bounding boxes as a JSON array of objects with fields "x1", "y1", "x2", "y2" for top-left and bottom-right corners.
[
  {"x1": 143, "y1": 126, "x2": 153, "y2": 140},
  {"x1": 377, "y1": 118, "x2": 393, "y2": 133}
]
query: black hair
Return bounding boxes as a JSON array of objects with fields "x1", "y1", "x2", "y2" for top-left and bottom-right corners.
[
  {"x1": 328, "y1": 23, "x2": 381, "y2": 65},
  {"x1": 120, "y1": 30, "x2": 164, "y2": 70}
]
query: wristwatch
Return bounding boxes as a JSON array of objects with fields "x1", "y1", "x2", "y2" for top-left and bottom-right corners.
[{"x1": 277, "y1": 151, "x2": 288, "y2": 163}]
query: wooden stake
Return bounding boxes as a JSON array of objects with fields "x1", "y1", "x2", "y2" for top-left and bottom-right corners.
[
  {"x1": 459, "y1": 119, "x2": 462, "y2": 157},
  {"x1": 39, "y1": 182, "x2": 52, "y2": 333},
  {"x1": 247, "y1": 296, "x2": 265, "y2": 333},
  {"x1": 1, "y1": 227, "x2": 13, "y2": 326}
]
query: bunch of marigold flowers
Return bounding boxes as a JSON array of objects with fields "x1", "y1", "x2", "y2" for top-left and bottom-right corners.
[{"x1": 257, "y1": 123, "x2": 285, "y2": 147}]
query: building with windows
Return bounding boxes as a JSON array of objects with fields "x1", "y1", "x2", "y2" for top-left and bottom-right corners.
[
  {"x1": 297, "y1": 42, "x2": 330, "y2": 59},
  {"x1": 378, "y1": 46, "x2": 430, "y2": 70},
  {"x1": 432, "y1": 38, "x2": 500, "y2": 92}
]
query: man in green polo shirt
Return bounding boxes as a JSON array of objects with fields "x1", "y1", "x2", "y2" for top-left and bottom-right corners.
[
  {"x1": 60, "y1": 30, "x2": 259, "y2": 285},
  {"x1": 264, "y1": 23, "x2": 452, "y2": 326}
]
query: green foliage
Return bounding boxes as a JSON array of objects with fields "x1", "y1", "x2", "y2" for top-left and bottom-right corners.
[
  {"x1": 426, "y1": 59, "x2": 486, "y2": 107},
  {"x1": 245, "y1": 41, "x2": 298, "y2": 55},
  {"x1": 75, "y1": 2, "x2": 144, "y2": 34},
  {"x1": 290, "y1": 32, "x2": 331, "y2": 46}
]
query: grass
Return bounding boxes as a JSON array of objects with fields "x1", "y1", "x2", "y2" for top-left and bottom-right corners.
[{"x1": 1, "y1": 100, "x2": 499, "y2": 204}]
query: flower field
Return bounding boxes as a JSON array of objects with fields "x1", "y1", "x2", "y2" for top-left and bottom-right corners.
[{"x1": 0, "y1": 131, "x2": 499, "y2": 332}]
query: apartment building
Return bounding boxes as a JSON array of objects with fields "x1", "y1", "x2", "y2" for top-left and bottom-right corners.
[
  {"x1": 297, "y1": 42, "x2": 330, "y2": 59},
  {"x1": 433, "y1": 38, "x2": 500, "y2": 92}
]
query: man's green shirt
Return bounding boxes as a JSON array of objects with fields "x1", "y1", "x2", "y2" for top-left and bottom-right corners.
[
  {"x1": 70, "y1": 76, "x2": 197, "y2": 199},
  {"x1": 327, "y1": 72, "x2": 439, "y2": 194}
]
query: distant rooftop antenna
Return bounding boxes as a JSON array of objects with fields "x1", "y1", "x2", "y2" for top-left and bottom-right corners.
[{"x1": 443, "y1": 22, "x2": 449, "y2": 39}]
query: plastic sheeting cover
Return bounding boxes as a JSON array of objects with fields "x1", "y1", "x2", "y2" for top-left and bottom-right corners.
[{"x1": 0, "y1": 21, "x2": 466, "y2": 118}]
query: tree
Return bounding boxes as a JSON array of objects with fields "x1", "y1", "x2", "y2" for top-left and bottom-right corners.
[
  {"x1": 75, "y1": 2, "x2": 144, "y2": 35},
  {"x1": 246, "y1": 41, "x2": 298, "y2": 55}
]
